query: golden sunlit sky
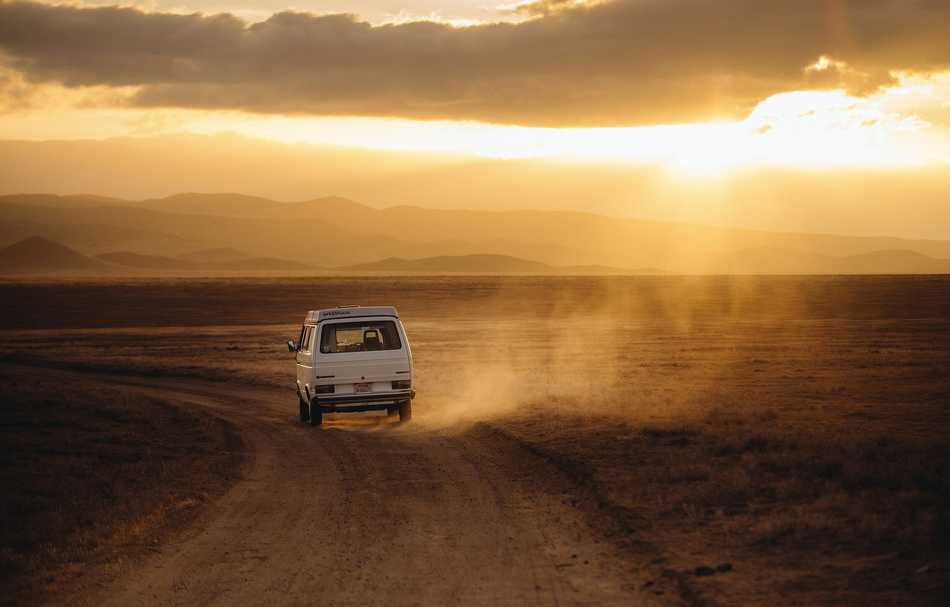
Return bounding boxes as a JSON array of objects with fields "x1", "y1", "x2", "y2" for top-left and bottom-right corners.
[{"x1": 1, "y1": 0, "x2": 949, "y2": 230}]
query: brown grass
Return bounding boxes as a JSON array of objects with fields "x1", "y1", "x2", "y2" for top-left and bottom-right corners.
[
  {"x1": 500, "y1": 412, "x2": 949, "y2": 606},
  {"x1": 0, "y1": 275, "x2": 948, "y2": 606},
  {"x1": 0, "y1": 365, "x2": 243, "y2": 607}
]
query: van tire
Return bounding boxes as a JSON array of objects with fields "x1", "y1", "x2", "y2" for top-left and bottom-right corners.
[
  {"x1": 298, "y1": 398, "x2": 309, "y2": 423},
  {"x1": 309, "y1": 403, "x2": 323, "y2": 426},
  {"x1": 398, "y1": 401, "x2": 412, "y2": 422}
]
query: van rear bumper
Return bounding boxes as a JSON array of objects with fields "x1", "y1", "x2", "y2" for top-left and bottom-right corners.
[{"x1": 314, "y1": 390, "x2": 414, "y2": 412}]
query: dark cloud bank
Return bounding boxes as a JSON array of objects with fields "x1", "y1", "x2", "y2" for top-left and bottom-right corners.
[{"x1": 0, "y1": 0, "x2": 947, "y2": 126}]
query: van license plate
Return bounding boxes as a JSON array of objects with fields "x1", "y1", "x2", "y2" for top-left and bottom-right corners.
[{"x1": 354, "y1": 382, "x2": 371, "y2": 393}]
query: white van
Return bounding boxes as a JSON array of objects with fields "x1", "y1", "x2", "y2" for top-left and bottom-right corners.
[{"x1": 288, "y1": 305, "x2": 414, "y2": 425}]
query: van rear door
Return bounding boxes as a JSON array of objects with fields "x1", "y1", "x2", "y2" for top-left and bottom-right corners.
[{"x1": 314, "y1": 318, "x2": 410, "y2": 397}]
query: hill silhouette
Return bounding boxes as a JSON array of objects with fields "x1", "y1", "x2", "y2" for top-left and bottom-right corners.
[
  {"x1": 3, "y1": 134, "x2": 949, "y2": 242},
  {"x1": 139, "y1": 193, "x2": 286, "y2": 217},
  {"x1": 837, "y1": 250, "x2": 950, "y2": 274},
  {"x1": 2, "y1": 193, "x2": 950, "y2": 274},
  {"x1": 722, "y1": 247, "x2": 950, "y2": 274},
  {"x1": 0, "y1": 236, "x2": 102, "y2": 273}
]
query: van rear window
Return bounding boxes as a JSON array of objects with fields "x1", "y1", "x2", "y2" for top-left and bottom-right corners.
[{"x1": 320, "y1": 321, "x2": 402, "y2": 353}]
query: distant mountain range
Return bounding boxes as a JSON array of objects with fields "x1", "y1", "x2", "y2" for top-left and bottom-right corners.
[
  {"x1": 0, "y1": 236, "x2": 311, "y2": 274},
  {"x1": 0, "y1": 238, "x2": 653, "y2": 275},
  {"x1": 3, "y1": 135, "x2": 949, "y2": 243},
  {"x1": 0, "y1": 236, "x2": 106, "y2": 273},
  {"x1": 1, "y1": 192, "x2": 949, "y2": 275},
  {"x1": 719, "y1": 247, "x2": 950, "y2": 275}
]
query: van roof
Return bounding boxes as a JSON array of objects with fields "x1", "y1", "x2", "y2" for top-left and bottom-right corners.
[{"x1": 305, "y1": 305, "x2": 399, "y2": 323}]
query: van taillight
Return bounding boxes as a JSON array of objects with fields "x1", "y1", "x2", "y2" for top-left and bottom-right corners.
[
  {"x1": 392, "y1": 380, "x2": 411, "y2": 390},
  {"x1": 316, "y1": 384, "x2": 335, "y2": 394}
]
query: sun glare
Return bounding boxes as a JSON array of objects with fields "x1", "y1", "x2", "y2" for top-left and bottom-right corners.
[
  {"x1": 0, "y1": 73, "x2": 946, "y2": 178},
  {"x1": 179, "y1": 80, "x2": 943, "y2": 177}
]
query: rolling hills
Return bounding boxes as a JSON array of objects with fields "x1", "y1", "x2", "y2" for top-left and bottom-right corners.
[
  {"x1": 0, "y1": 236, "x2": 104, "y2": 273},
  {"x1": 3, "y1": 135, "x2": 950, "y2": 243},
  {"x1": 1, "y1": 192, "x2": 950, "y2": 274},
  {"x1": 0, "y1": 237, "x2": 311, "y2": 274}
]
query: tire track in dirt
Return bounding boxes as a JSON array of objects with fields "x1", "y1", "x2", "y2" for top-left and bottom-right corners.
[{"x1": 42, "y1": 373, "x2": 659, "y2": 606}]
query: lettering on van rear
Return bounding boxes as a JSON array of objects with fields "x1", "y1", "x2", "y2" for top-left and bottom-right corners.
[{"x1": 314, "y1": 306, "x2": 399, "y2": 322}]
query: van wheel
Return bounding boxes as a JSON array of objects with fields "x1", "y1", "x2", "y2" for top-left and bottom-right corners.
[
  {"x1": 309, "y1": 403, "x2": 323, "y2": 426},
  {"x1": 386, "y1": 407, "x2": 397, "y2": 417},
  {"x1": 398, "y1": 401, "x2": 412, "y2": 423},
  {"x1": 299, "y1": 398, "x2": 310, "y2": 423}
]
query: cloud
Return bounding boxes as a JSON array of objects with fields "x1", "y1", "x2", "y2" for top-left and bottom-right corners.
[
  {"x1": 505, "y1": 0, "x2": 605, "y2": 17},
  {"x1": 0, "y1": 65, "x2": 35, "y2": 111},
  {"x1": 0, "y1": 0, "x2": 948, "y2": 126}
]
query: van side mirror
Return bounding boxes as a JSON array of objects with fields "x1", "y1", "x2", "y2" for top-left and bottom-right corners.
[{"x1": 287, "y1": 340, "x2": 297, "y2": 353}]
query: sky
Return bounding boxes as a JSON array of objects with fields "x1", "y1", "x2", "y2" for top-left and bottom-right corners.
[{"x1": 0, "y1": 0, "x2": 949, "y2": 235}]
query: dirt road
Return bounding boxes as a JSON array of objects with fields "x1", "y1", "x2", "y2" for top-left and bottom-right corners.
[{"x1": 70, "y1": 376, "x2": 655, "y2": 607}]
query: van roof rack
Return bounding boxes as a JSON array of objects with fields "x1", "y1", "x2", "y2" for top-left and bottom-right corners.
[{"x1": 306, "y1": 306, "x2": 399, "y2": 323}]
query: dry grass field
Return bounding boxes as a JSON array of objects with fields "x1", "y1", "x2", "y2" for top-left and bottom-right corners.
[
  {"x1": 1, "y1": 275, "x2": 948, "y2": 605},
  {"x1": 0, "y1": 365, "x2": 243, "y2": 607}
]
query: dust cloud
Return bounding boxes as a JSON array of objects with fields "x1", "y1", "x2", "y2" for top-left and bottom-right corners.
[
  {"x1": 412, "y1": 275, "x2": 805, "y2": 428},
  {"x1": 0, "y1": 275, "x2": 937, "y2": 435}
]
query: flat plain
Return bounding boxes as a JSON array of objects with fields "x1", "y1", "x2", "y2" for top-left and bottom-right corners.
[{"x1": 1, "y1": 275, "x2": 948, "y2": 606}]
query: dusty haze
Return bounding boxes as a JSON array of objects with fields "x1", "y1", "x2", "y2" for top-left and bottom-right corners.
[{"x1": 1, "y1": 135, "x2": 949, "y2": 240}]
